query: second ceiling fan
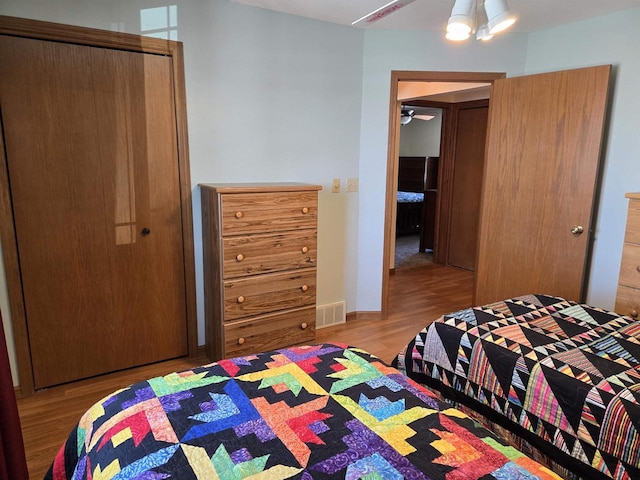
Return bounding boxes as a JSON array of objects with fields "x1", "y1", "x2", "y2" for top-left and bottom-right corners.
[{"x1": 401, "y1": 106, "x2": 436, "y2": 125}]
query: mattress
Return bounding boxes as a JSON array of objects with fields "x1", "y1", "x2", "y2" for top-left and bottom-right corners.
[
  {"x1": 46, "y1": 343, "x2": 560, "y2": 479},
  {"x1": 397, "y1": 191, "x2": 424, "y2": 203},
  {"x1": 396, "y1": 294, "x2": 640, "y2": 480}
]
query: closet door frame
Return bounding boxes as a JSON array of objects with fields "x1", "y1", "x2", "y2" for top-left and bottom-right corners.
[{"x1": 0, "y1": 16, "x2": 198, "y2": 396}]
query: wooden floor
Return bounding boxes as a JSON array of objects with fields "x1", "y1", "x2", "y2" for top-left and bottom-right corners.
[{"x1": 17, "y1": 263, "x2": 474, "y2": 479}]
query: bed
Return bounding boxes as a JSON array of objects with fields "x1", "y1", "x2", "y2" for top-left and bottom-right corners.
[
  {"x1": 396, "y1": 294, "x2": 640, "y2": 480},
  {"x1": 46, "y1": 343, "x2": 561, "y2": 479},
  {"x1": 396, "y1": 156, "x2": 438, "y2": 250}
]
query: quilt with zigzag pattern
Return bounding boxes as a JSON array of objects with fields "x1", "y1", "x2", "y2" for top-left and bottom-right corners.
[
  {"x1": 396, "y1": 294, "x2": 640, "y2": 480},
  {"x1": 45, "y1": 343, "x2": 561, "y2": 480}
]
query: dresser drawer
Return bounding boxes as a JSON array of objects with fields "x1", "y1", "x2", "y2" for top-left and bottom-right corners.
[
  {"x1": 224, "y1": 269, "x2": 316, "y2": 321},
  {"x1": 224, "y1": 307, "x2": 315, "y2": 357},
  {"x1": 220, "y1": 192, "x2": 318, "y2": 235},
  {"x1": 223, "y1": 230, "x2": 317, "y2": 278},
  {"x1": 624, "y1": 199, "x2": 640, "y2": 244},
  {"x1": 614, "y1": 285, "x2": 640, "y2": 319},
  {"x1": 618, "y1": 243, "x2": 640, "y2": 288}
]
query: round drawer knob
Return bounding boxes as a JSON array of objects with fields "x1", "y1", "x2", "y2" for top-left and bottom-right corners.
[
  {"x1": 236, "y1": 253, "x2": 245, "y2": 262},
  {"x1": 631, "y1": 309, "x2": 638, "y2": 319},
  {"x1": 300, "y1": 322, "x2": 308, "y2": 330},
  {"x1": 301, "y1": 207, "x2": 309, "y2": 214},
  {"x1": 301, "y1": 246, "x2": 309, "y2": 254},
  {"x1": 235, "y1": 211, "x2": 244, "y2": 219},
  {"x1": 636, "y1": 265, "x2": 640, "y2": 273},
  {"x1": 238, "y1": 337, "x2": 245, "y2": 345},
  {"x1": 237, "y1": 296, "x2": 245, "y2": 304},
  {"x1": 301, "y1": 284, "x2": 309, "y2": 292}
]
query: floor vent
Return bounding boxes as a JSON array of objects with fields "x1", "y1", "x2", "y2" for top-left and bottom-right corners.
[{"x1": 316, "y1": 301, "x2": 346, "y2": 329}]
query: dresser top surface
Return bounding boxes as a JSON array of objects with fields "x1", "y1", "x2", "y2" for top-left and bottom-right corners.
[{"x1": 199, "y1": 182, "x2": 322, "y2": 194}]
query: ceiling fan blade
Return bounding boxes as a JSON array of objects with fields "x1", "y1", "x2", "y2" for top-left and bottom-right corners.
[
  {"x1": 414, "y1": 114, "x2": 435, "y2": 121},
  {"x1": 352, "y1": 0, "x2": 416, "y2": 26}
]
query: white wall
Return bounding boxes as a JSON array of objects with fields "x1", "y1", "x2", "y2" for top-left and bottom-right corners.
[
  {"x1": 524, "y1": 7, "x2": 640, "y2": 309},
  {"x1": 2, "y1": 0, "x2": 636, "y2": 387},
  {"x1": 0, "y1": 0, "x2": 364, "y2": 385},
  {"x1": 355, "y1": 30, "x2": 529, "y2": 310},
  {"x1": 399, "y1": 115, "x2": 442, "y2": 157}
]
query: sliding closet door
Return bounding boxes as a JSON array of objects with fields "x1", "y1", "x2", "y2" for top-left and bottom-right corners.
[{"x1": 0, "y1": 36, "x2": 188, "y2": 388}]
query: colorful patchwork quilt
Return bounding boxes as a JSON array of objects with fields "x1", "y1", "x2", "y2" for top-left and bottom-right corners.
[
  {"x1": 45, "y1": 343, "x2": 561, "y2": 479},
  {"x1": 396, "y1": 295, "x2": 640, "y2": 480}
]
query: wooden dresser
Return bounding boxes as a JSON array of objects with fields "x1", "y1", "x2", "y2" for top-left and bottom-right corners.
[
  {"x1": 615, "y1": 192, "x2": 640, "y2": 319},
  {"x1": 200, "y1": 183, "x2": 322, "y2": 361}
]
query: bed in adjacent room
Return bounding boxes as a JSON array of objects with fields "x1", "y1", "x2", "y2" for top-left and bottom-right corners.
[
  {"x1": 396, "y1": 294, "x2": 640, "y2": 480},
  {"x1": 396, "y1": 156, "x2": 438, "y2": 251},
  {"x1": 46, "y1": 343, "x2": 561, "y2": 479}
]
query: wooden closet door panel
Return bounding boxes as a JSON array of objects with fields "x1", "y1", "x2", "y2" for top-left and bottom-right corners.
[
  {"x1": 90, "y1": 48, "x2": 188, "y2": 367},
  {"x1": 1, "y1": 37, "x2": 117, "y2": 387},
  {"x1": 0, "y1": 36, "x2": 187, "y2": 388}
]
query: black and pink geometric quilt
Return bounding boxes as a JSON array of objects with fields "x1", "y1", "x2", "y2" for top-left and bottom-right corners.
[
  {"x1": 45, "y1": 343, "x2": 561, "y2": 479},
  {"x1": 396, "y1": 294, "x2": 640, "y2": 480}
]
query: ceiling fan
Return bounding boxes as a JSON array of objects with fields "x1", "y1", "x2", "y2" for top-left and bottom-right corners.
[
  {"x1": 352, "y1": 0, "x2": 517, "y2": 42},
  {"x1": 351, "y1": 0, "x2": 417, "y2": 26},
  {"x1": 401, "y1": 106, "x2": 436, "y2": 125}
]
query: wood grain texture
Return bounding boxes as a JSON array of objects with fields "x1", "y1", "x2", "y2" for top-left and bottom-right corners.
[
  {"x1": 221, "y1": 191, "x2": 318, "y2": 235},
  {"x1": 17, "y1": 264, "x2": 474, "y2": 480},
  {"x1": 223, "y1": 230, "x2": 317, "y2": 278},
  {"x1": 475, "y1": 66, "x2": 611, "y2": 305},
  {"x1": 624, "y1": 196, "x2": 640, "y2": 244},
  {"x1": 200, "y1": 184, "x2": 321, "y2": 361},
  {"x1": 1, "y1": 37, "x2": 189, "y2": 388},
  {"x1": 0, "y1": 15, "x2": 175, "y2": 55},
  {"x1": 224, "y1": 307, "x2": 316, "y2": 357},
  {"x1": 447, "y1": 105, "x2": 488, "y2": 271},
  {"x1": 618, "y1": 244, "x2": 640, "y2": 288},
  {"x1": 614, "y1": 286, "x2": 640, "y2": 319},
  {"x1": 615, "y1": 195, "x2": 640, "y2": 319},
  {"x1": 0, "y1": 16, "x2": 196, "y2": 393},
  {"x1": 170, "y1": 40, "x2": 199, "y2": 358},
  {"x1": 201, "y1": 187, "x2": 226, "y2": 361},
  {"x1": 0, "y1": 82, "x2": 34, "y2": 395},
  {"x1": 224, "y1": 269, "x2": 317, "y2": 320}
]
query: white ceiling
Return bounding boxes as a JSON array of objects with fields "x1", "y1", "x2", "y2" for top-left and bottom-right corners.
[{"x1": 229, "y1": 0, "x2": 640, "y2": 32}]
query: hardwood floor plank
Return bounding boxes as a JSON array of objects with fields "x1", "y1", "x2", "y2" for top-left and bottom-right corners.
[
  {"x1": 318, "y1": 264, "x2": 474, "y2": 363},
  {"x1": 17, "y1": 264, "x2": 473, "y2": 479}
]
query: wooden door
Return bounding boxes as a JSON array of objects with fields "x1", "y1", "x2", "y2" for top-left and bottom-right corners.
[
  {"x1": 474, "y1": 66, "x2": 610, "y2": 305},
  {"x1": 447, "y1": 105, "x2": 488, "y2": 270},
  {"x1": 0, "y1": 36, "x2": 188, "y2": 388}
]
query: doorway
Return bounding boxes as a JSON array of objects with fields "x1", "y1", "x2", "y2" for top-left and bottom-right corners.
[
  {"x1": 381, "y1": 71, "x2": 505, "y2": 319},
  {"x1": 393, "y1": 107, "x2": 442, "y2": 270},
  {"x1": 382, "y1": 67, "x2": 611, "y2": 318}
]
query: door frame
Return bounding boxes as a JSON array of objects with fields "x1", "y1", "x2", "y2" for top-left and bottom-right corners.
[
  {"x1": 381, "y1": 71, "x2": 505, "y2": 319},
  {"x1": 0, "y1": 16, "x2": 198, "y2": 396}
]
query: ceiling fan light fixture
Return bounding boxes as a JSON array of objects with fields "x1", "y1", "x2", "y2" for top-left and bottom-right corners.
[
  {"x1": 476, "y1": 23, "x2": 493, "y2": 41},
  {"x1": 400, "y1": 115, "x2": 412, "y2": 125},
  {"x1": 485, "y1": 0, "x2": 517, "y2": 34},
  {"x1": 446, "y1": 29, "x2": 471, "y2": 41},
  {"x1": 446, "y1": 0, "x2": 475, "y2": 38},
  {"x1": 475, "y1": 2, "x2": 493, "y2": 41}
]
